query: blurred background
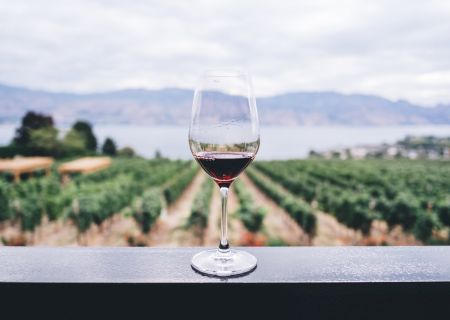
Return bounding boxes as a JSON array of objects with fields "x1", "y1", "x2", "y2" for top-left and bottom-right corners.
[{"x1": 0, "y1": 0, "x2": 449, "y2": 247}]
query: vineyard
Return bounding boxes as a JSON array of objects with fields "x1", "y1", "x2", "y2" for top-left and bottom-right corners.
[
  {"x1": 0, "y1": 158, "x2": 194, "y2": 245},
  {"x1": 0, "y1": 158, "x2": 448, "y2": 246},
  {"x1": 251, "y1": 159, "x2": 450, "y2": 244}
]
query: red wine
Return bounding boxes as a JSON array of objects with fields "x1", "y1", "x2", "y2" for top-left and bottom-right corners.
[{"x1": 194, "y1": 151, "x2": 254, "y2": 187}]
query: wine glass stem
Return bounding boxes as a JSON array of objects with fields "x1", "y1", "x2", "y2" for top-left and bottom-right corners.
[{"x1": 219, "y1": 186, "x2": 229, "y2": 252}]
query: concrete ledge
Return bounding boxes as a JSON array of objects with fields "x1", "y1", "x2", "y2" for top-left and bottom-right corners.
[
  {"x1": 0, "y1": 246, "x2": 449, "y2": 283},
  {"x1": 0, "y1": 247, "x2": 449, "y2": 318}
]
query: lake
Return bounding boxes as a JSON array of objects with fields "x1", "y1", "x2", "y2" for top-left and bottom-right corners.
[{"x1": 0, "y1": 124, "x2": 449, "y2": 159}]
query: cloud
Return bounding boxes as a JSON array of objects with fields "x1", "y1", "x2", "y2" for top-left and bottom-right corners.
[{"x1": 0, "y1": 0, "x2": 449, "y2": 105}]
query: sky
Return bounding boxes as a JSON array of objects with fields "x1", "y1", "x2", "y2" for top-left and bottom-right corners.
[{"x1": 1, "y1": 0, "x2": 450, "y2": 106}]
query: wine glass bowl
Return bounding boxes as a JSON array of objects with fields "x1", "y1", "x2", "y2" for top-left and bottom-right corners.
[{"x1": 189, "y1": 70, "x2": 260, "y2": 276}]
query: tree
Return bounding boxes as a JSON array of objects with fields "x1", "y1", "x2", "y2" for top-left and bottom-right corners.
[
  {"x1": 62, "y1": 129, "x2": 87, "y2": 156},
  {"x1": 117, "y1": 146, "x2": 135, "y2": 157},
  {"x1": 72, "y1": 121, "x2": 97, "y2": 151},
  {"x1": 13, "y1": 111, "x2": 54, "y2": 146},
  {"x1": 102, "y1": 137, "x2": 117, "y2": 156},
  {"x1": 28, "y1": 127, "x2": 60, "y2": 156}
]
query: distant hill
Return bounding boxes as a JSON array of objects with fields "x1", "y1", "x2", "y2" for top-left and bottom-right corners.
[{"x1": 0, "y1": 83, "x2": 449, "y2": 126}]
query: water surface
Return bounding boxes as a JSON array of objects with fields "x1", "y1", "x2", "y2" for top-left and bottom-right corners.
[{"x1": 1, "y1": 124, "x2": 448, "y2": 159}]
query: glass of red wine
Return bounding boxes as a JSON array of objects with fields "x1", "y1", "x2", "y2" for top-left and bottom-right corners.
[{"x1": 189, "y1": 70, "x2": 260, "y2": 277}]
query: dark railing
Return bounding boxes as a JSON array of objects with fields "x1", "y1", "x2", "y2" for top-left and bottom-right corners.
[{"x1": 0, "y1": 246, "x2": 449, "y2": 318}]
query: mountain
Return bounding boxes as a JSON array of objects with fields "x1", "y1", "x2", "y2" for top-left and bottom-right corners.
[
  {"x1": 258, "y1": 92, "x2": 450, "y2": 125},
  {"x1": 0, "y1": 83, "x2": 449, "y2": 126}
]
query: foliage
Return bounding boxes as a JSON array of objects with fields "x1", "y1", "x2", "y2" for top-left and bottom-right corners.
[
  {"x1": 42, "y1": 176, "x2": 67, "y2": 221},
  {"x1": 163, "y1": 164, "x2": 198, "y2": 205},
  {"x1": 436, "y1": 198, "x2": 450, "y2": 227},
  {"x1": 7, "y1": 178, "x2": 46, "y2": 231},
  {"x1": 413, "y1": 212, "x2": 441, "y2": 242},
  {"x1": 118, "y1": 146, "x2": 136, "y2": 157},
  {"x1": 133, "y1": 188, "x2": 161, "y2": 233},
  {"x1": 72, "y1": 121, "x2": 97, "y2": 151},
  {"x1": 67, "y1": 160, "x2": 190, "y2": 232},
  {"x1": 253, "y1": 159, "x2": 450, "y2": 241},
  {"x1": 28, "y1": 127, "x2": 60, "y2": 156},
  {"x1": 0, "y1": 181, "x2": 12, "y2": 221},
  {"x1": 2, "y1": 159, "x2": 190, "y2": 234},
  {"x1": 102, "y1": 137, "x2": 117, "y2": 156},
  {"x1": 234, "y1": 180, "x2": 266, "y2": 233},
  {"x1": 0, "y1": 145, "x2": 33, "y2": 158},
  {"x1": 186, "y1": 178, "x2": 214, "y2": 238},
  {"x1": 398, "y1": 136, "x2": 450, "y2": 154},
  {"x1": 6, "y1": 112, "x2": 100, "y2": 158},
  {"x1": 62, "y1": 129, "x2": 88, "y2": 156},
  {"x1": 333, "y1": 193, "x2": 376, "y2": 235},
  {"x1": 13, "y1": 111, "x2": 54, "y2": 146},
  {"x1": 381, "y1": 193, "x2": 420, "y2": 231},
  {"x1": 246, "y1": 167, "x2": 316, "y2": 236},
  {"x1": 13, "y1": 194, "x2": 43, "y2": 231}
]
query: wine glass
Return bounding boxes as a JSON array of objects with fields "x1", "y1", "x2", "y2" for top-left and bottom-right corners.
[{"x1": 189, "y1": 69, "x2": 260, "y2": 277}]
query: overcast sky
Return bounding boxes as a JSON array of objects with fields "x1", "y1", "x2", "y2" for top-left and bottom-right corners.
[{"x1": 1, "y1": 0, "x2": 450, "y2": 105}]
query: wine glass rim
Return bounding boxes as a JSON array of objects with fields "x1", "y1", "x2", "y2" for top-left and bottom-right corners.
[{"x1": 202, "y1": 69, "x2": 249, "y2": 77}]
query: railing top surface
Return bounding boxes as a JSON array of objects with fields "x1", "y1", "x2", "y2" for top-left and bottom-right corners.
[{"x1": 0, "y1": 246, "x2": 449, "y2": 283}]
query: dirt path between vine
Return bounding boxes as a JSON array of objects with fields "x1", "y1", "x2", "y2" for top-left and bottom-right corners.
[
  {"x1": 34, "y1": 219, "x2": 78, "y2": 246},
  {"x1": 313, "y1": 211, "x2": 362, "y2": 245},
  {"x1": 203, "y1": 187, "x2": 221, "y2": 246},
  {"x1": 148, "y1": 171, "x2": 206, "y2": 247},
  {"x1": 314, "y1": 214, "x2": 420, "y2": 246},
  {"x1": 204, "y1": 184, "x2": 241, "y2": 246},
  {"x1": 27, "y1": 213, "x2": 139, "y2": 247},
  {"x1": 239, "y1": 174, "x2": 309, "y2": 245},
  {"x1": 227, "y1": 186, "x2": 246, "y2": 245}
]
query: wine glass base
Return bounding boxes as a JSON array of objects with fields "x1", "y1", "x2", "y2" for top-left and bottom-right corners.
[{"x1": 191, "y1": 249, "x2": 257, "y2": 277}]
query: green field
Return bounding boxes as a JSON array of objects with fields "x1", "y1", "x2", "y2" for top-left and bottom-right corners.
[
  {"x1": 0, "y1": 158, "x2": 448, "y2": 246},
  {"x1": 251, "y1": 159, "x2": 450, "y2": 243}
]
